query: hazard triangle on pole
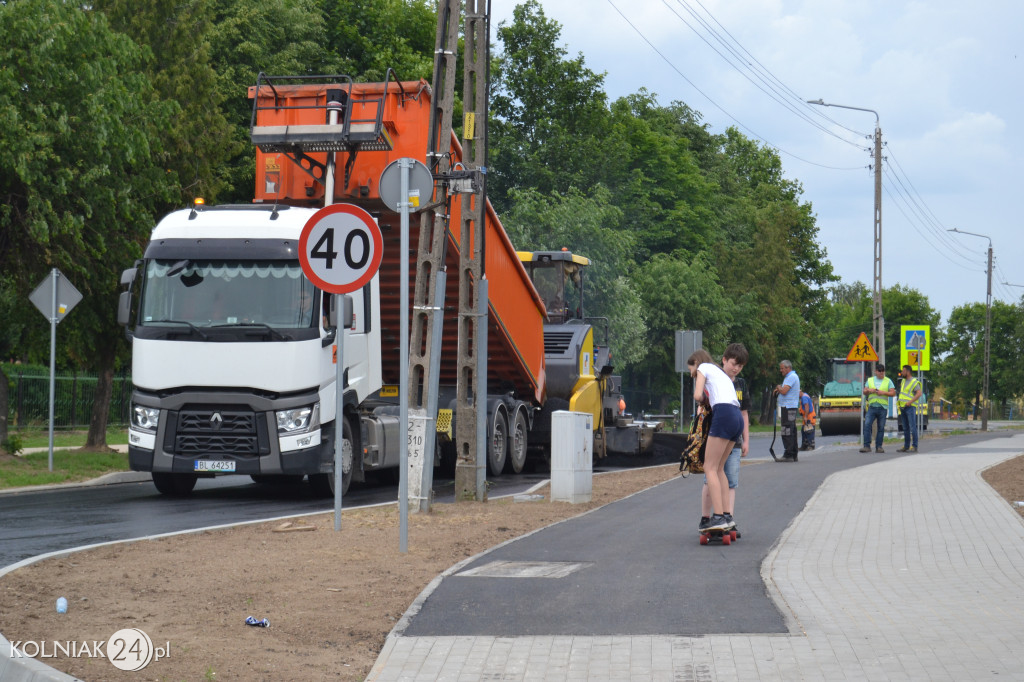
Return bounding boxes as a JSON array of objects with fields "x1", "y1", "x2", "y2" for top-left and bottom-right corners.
[{"x1": 846, "y1": 332, "x2": 878, "y2": 362}]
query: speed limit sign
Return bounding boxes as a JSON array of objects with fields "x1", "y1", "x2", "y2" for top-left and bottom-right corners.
[{"x1": 299, "y1": 204, "x2": 383, "y2": 294}]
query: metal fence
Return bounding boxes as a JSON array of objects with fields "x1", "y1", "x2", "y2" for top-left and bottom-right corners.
[{"x1": 7, "y1": 371, "x2": 132, "y2": 430}]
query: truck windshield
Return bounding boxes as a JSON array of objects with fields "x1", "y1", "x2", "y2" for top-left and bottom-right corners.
[{"x1": 140, "y1": 260, "x2": 317, "y2": 329}]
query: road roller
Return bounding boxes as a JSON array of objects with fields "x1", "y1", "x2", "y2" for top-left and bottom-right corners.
[{"x1": 818, "y1": 358, "x2": 864, "y2": 436}]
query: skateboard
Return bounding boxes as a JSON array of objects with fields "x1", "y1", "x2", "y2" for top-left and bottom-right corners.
[{"x1": 699, "y1": 527, "x2": 739, "y2": 545}]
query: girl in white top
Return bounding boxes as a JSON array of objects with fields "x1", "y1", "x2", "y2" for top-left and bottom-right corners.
[{"x1": 687, "y1": 349, "x2": 744, "y2": 532}]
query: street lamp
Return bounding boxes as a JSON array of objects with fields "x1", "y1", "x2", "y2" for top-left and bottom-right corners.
[
  {"x1": 948, "y1": 228, "x2": 992, "y2": 431},
  {"x1": 807, "y1": 99, "x2": 885, "y2": 366}
]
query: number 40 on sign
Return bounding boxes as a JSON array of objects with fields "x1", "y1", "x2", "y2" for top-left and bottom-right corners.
[{"x1": 299, "y1": 204, "x2": 383, "y2": 295}]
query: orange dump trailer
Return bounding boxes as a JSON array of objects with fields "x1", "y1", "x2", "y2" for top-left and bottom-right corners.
[{"x1": 248, "y1": 77, "x2": 547, "y2": 406}]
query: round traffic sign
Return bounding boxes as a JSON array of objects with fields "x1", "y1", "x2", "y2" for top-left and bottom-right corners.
[
  {"x1": 299, "y1": 204, "x2": 383, "y2": 294},
  {"x1": 379, "y1": 158, "x2": 434, "y2": 213}
]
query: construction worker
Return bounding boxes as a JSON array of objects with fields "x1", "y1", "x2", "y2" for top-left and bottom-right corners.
[
  {"x1": 896, "y1": 364, "x2": 923, "y2": 452},
  {"x1": 774, "y1": 360, "x2": 800, "y2": 462},
  {"x1": 860, "y1": 363, "x2": 896, "y2": 453},
  {"x1": 799, "y1": 391, "x2": 816, "y2": 451}
]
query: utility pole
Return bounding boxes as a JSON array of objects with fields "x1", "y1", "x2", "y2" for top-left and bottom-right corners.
[
  {"x1": 948, "y1": 228, "x2": 992, "y2": 431},
  {"x1": 871, "y1": 121, "x2": 885, "y2": 368},
  {"x1": 983, "y1": 242, "x2": 992, "y2": 431},
  {"x1": 454, "y1": 0, "x2": 490, "y2": 501},
  {"x1": 807, "y1": 99, "x2": 885, "y2": 365},
  {"x1": 408, "y1": 0, "x2": 460, "y2": 513}
]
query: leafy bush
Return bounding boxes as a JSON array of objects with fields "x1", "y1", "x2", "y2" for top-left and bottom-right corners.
[{"x1": 1, "y1": 433, "x2": 24, "y2": 456}]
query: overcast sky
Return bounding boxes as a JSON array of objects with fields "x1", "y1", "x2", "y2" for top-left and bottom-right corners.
[{"x1": 490, "y1": 0, "x2": 1022, "y2": 325}]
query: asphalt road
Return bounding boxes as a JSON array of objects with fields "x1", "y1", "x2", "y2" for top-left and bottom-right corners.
[
  {"x1": 401, "y1": 429, "x2": 1013, "y2": 637},
  {"x1": 0, "y1": 471, "x2": 547, "y2": 570},
  {"x1": 0, "y1": 420, "x2": 999, "y2": 572}
]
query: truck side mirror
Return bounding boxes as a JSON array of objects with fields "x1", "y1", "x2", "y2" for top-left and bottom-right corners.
[
  {"x1": 328, "y1": 294, "x2": 354, "y2": 328},
  {"x1": 118, "y1": 263, "x2": 140, "y2": 333},
  {"x1": 117, "y1": 291, "x2": 132, "y2": 327}
]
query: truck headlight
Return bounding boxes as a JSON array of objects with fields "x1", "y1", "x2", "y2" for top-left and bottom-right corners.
[
  {"x1": 132, "y1": 405, "x2": 160, "y2": 432},
  {"x1": 276, "y1": 403, "x2": 319, "y2": 434}
]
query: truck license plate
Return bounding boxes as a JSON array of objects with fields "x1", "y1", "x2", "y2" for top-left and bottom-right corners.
[{"x1": 194, "y1": 460, "x2": 236, "y2": 472}]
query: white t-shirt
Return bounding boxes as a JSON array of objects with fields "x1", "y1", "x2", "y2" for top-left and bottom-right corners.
[{"x1": 698, "y1": 363, "x2": 741, "y2": 408}]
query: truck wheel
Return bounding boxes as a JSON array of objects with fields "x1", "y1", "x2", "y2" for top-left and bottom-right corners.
[
  {"x1": 487, "y1": 408, "x2": 509, "y2": 476},
  {"x1": 504, "y1": 407, "x2": 528, "y2": 474},
  {"x1": 310, "y1": 417, "x2": 355, "y2": 498},
  {"x1": 152, "y1": 472, "x2": 198, "y2": 496}
]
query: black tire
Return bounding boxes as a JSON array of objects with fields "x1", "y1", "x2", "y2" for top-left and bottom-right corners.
[
  {"x1": 487, "y1": 407, "x2": 509, "y2": 476},
  {"x1": 152, "y1": 472, "x2": 198, "y2": 496},
  {"x1": 504, "y1": 407, "x2": 528, "y2": 474},
  {"x1": 309, "y1": 417, "x2": 355, "y2": 498}
]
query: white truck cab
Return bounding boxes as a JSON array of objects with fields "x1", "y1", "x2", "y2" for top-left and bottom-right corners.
[{"x1": 119, "y1": 203, "x2": 381, "y2": 495}]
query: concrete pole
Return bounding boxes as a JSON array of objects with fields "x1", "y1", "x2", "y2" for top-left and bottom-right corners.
[
  {"x1": 983, "y1": 244, "x2": 992, "y2": 431},
  {"x1": 872, "y1": 124, "x2": 885, "y2": 368}
]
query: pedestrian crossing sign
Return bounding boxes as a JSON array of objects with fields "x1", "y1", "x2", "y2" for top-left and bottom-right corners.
[
  {"x1": 846, "y1": 332, "x2": 878, "y2": 362},
  {"x1": 900, "y1": 325, "x2": 930, "y2": 371}
]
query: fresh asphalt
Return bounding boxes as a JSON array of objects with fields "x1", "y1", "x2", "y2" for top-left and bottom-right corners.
[
  {"x1": 0, "y1": 424, "x2": 970, "y2": 571},
  {"x1": 401, "y1": 430, "x2": 1009, "y2": 639},
  {"x1": 0, "y1": 469, "x2": 549, "y2": 570},
  {"x1": 1, "y1": 425, "x2": 1013, "y2": 681}
]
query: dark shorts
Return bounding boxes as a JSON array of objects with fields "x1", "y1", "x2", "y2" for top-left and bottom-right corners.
[{"x1": 708, "y1": 403, "x2": 743, "y2": 442}]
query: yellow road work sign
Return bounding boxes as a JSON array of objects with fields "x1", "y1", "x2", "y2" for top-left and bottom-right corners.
[{"x1": 846, "y1": 332, "x2": 878, "y2": 362}]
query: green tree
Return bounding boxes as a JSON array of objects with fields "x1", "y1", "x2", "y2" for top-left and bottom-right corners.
[
  {"x1": 501, "y1": 186, "x2": 646, "y2": 368},
  {"x1": 937, "y1": 300, "x2": 1022, "y2": 416},
  {"x1": 802, "y1": 282, "x2": 873, "y2": 390},
  {"x1": 93, "y1": 0, "x2": 240, "y2": 207},
  {"x1": 601, "y1": 92, "x2": 718, "y2": 259},
  {"x1": 208, "y1": 0, "x2": 340, "y2": 202},
  {"x1": 0, "y1": 278, "x2": 23, "y2": 448},
  {"x1": 322, "y1": 0, "x2": 436, "y2": 83},
  {"x1": 630, "y1": 253, "x2": 735, "y2": 410},
  {"x1": 0, "y1": 0, "x2": 176, "y2": 448},
  {"x1": 489, "y1": 0, "x2": 610, "y2": 209},
  {"x1": 880, "y1": 284, "x2": 941, "y2": 371}
]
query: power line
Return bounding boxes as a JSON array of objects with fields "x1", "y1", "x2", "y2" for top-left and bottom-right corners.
[
  {"x1": 881, "y1": 182, "x2": 977, "y2": 272},
  {"x1": 662, "y1": 0, "x2": 864, "y2": 148},
  {"x1": 671, "y1": 0, "x2": 871, "y2": 143},
  {"x1": 604, "y1": 0, "x2": 865, "y2": 170},
  {"x1": 881, "y1": 165, "x2": 977, "y2": 267}
]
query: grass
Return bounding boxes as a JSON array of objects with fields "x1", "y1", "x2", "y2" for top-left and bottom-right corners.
[
  {"x1": 0, "y1": 448, "x2": 130, "y2": 489},
  {"x1": 14, "y1": 428, "x2": 129, "y2": 450},
  {"x1": 0, "y1": 429, "x2": 131, "y2": 489}
]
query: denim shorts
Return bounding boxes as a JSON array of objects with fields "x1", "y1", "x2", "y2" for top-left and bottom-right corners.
[{"x1": 708, "y1": 403, "x2": 744, "y2": 442}]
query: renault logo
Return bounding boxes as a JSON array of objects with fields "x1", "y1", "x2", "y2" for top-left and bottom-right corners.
[{"x1": 210, "y1": 412, "x2": 223, "y2": 430}]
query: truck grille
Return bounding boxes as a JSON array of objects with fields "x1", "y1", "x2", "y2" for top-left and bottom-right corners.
[{"x1": 174, "y1": 407, "x2": 260, "y2": 456}]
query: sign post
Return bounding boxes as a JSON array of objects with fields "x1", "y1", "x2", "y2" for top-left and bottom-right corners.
[
  {"x1": 299, "y1": 204, "x2": 383, "y2": 532},
  {"x1": 901, "y1": 325, "x2": 930, "y2": 434},
  {"x1": 846, "y1": 332, "x2": 879, "y2": 447},
  {"x1": 675, "y1": 330, "x2": 702, "y2": 428},
  {"x1": 380, "y1": 158, "x2": 432, "y2": 551},
  {"x1": 29, "y1": 269, "x2": 82, "y2": 471}
]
